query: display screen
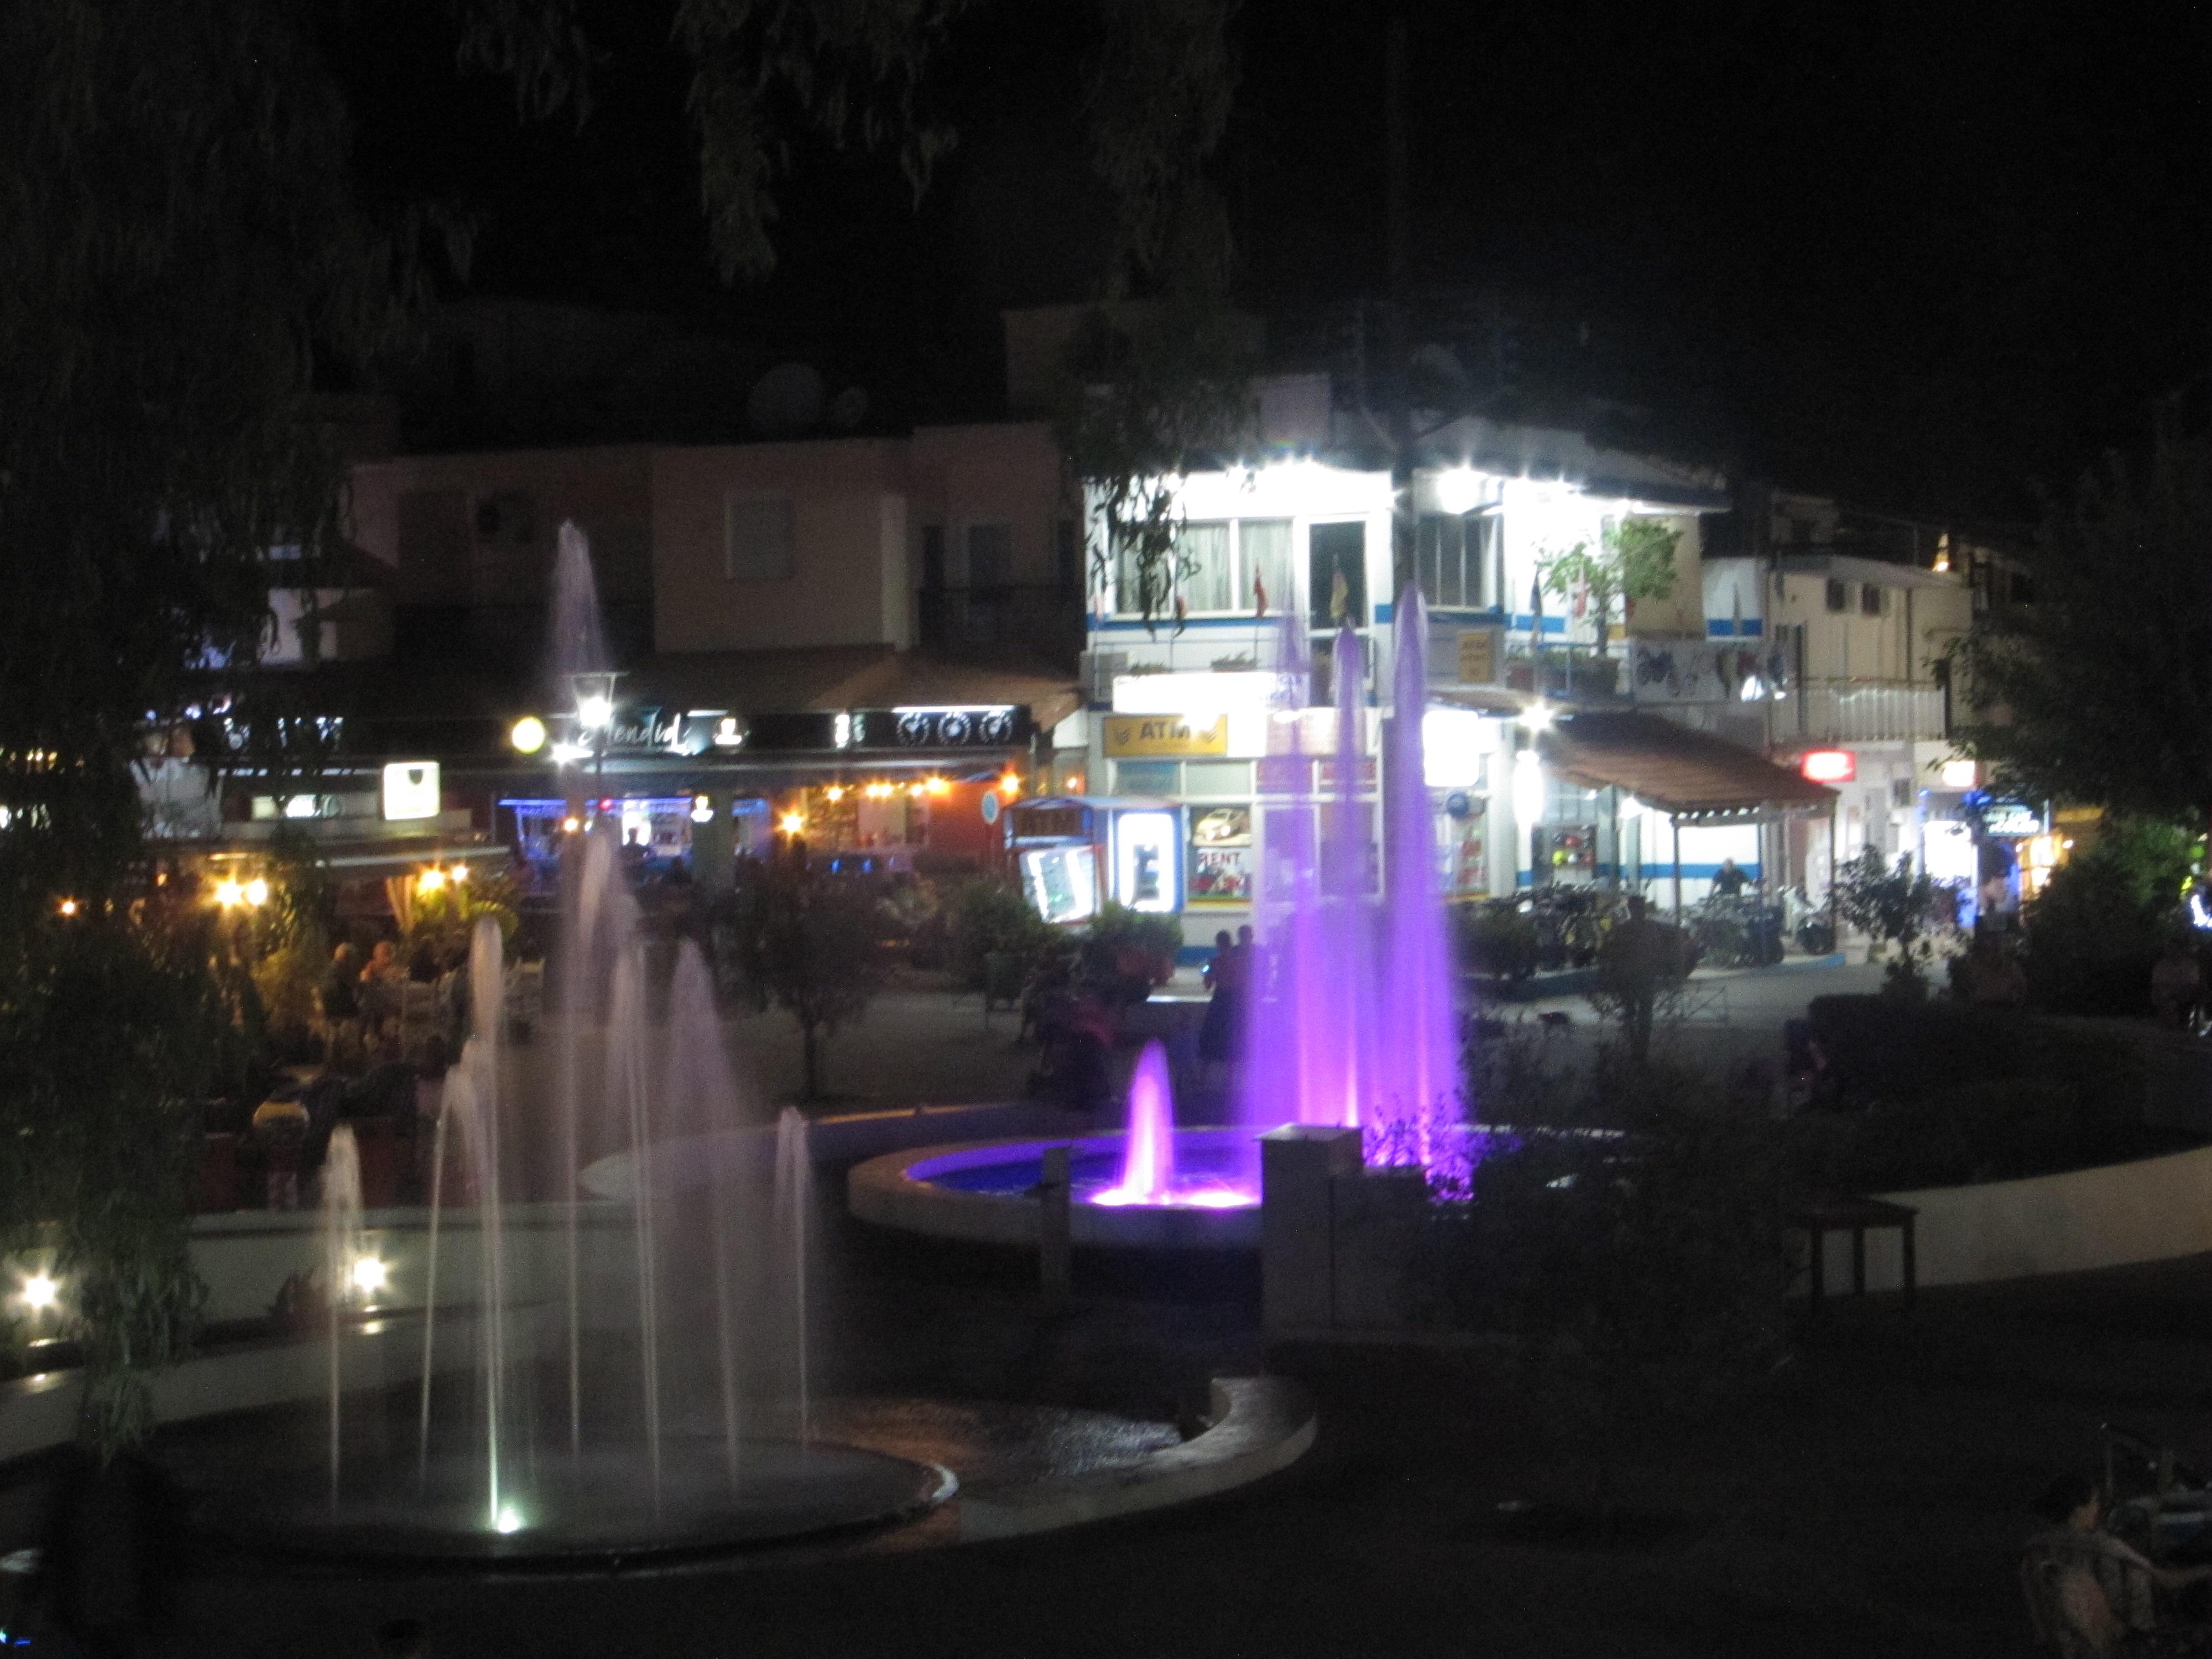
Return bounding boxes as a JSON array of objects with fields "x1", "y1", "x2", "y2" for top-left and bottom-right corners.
[{"x1": 1021, "y1": 846, "x2": 1099, "y2": 926}]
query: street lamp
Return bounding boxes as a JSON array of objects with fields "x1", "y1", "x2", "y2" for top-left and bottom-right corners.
[{"x1": 567, "y1": 672, "x2": 623, "y2": 832}]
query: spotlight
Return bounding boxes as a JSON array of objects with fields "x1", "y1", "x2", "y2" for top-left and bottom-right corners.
[
  {"x1": 560, "y1": 815, "x2": 581, "y2": 834},
  {"x1": 243, "y1": 877, "x2": 270, "y2": 907},
  {"x1": 779, "y1": 812, "x2": 806, "y2": 836},
  {"x1": 213, "y1": 879, "x2": 246, "y2": 908},
  {"x1": 350, "y1": 1256, "x2": 387, "y2": 1295},
  {"x1": 55, "y1": 898, "x2": 77, "y2": 917},
  {"x1": 417, "y1": 868, "x2": 446, "y2": 895}
]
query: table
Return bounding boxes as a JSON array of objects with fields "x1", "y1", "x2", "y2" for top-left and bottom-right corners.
[{"x1": 1791, "y1": 1194, "x2": 1917, "y2": 1312}]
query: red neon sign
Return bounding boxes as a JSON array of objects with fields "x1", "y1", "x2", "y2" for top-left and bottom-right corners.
[{"x1": 1800, "y1": 749, "x2": 1856, "y2": 783}]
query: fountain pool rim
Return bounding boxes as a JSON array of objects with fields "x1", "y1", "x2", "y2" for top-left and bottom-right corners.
[
  {"x1": 180, "y1": 1431, "x2": 957, "y2": 1569},
  {"x1": 848, "y1": 1128, "x2": 1263, "y2": 1251}
]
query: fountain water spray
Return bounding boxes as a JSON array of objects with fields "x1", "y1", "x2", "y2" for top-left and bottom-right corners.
[
  {"x1": 1235, "y1": 591, "x2": 1476, "y2": 1192},
  {"x1": 319, "y1": 1124, "x2": 362, "y2": 1511}
]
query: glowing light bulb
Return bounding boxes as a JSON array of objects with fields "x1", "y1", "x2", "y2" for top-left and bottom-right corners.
[
  {"x1": 509, "y1": 716, "x2": 547, "y2": 755},
  {"x1": 449, "y1": 863, "x2": 467, "y2": 883},
  {"x1": 20, "y1": 1274, "x2": 56, "y2": 1311},
  {"x1": 416, "y1": 868, "x2": 446, "y2": 895},
  {"x1": 1521, "y1": 700, "x2": 1556, "y2": 733},
  {"x1": 924, "y1": 776, "x2": 950, "y2": 797},
  {"x1": 213, "y1": 879, "x2": 245, "y2": 908},
  {"x1": 998, "y1": 773, "x2": 1021, "y2": 799},
  {"x1": 561, "y1": 815, "x2": 581, "y2": 834},
  {"x1": 350, "y1": 1256, "x2": 386, "y2": 1295},
  {"x1": 493, "y1": 1505, "x2": 525, "y2": 1534},
  {"x1": 55, "y1": 898, "x2": 77, "y2": 917},
  {"x1": 824, "y1": 785, "x2": 846, "y2": 802},
  {"x1": 243, "y1": 877, "x2": 270, "y2": 907},
  {"x1": 779, "y1": 812, "x2": 806, "y2": 836},
  {"x1": 575, "y1": 693, "x2": 613, "y2": 732}
]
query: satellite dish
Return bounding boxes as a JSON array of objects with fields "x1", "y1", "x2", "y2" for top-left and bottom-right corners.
[
  {"x1": 828, "y1": 385, "x2": 869, "y2": 429},
  {"x1": 746, "y1": 362, "x2": 826, "y2": 435}
]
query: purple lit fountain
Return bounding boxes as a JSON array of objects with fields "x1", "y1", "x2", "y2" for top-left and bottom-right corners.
[
  {"x1": 1238, "y1": 591, "x2": 1473, "y2": 1194},
  {"x1": 850, "y1": 583, "x2": 1477, "y2": 1249}
]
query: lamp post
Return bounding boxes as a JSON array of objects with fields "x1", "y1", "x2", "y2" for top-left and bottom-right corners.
[{"x1": 570, "y1": 671, "x2": 621, "y2": 832}]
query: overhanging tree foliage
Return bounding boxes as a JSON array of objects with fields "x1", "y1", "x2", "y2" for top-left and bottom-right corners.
[
  {"x1": 1952, "y1": 425, "x2": 2212, "y2": 835},
  {"x1": 2, "y1": 0, "x2": 1246, "y2": 1449},
  {"x1": 0, "y1": 0, "x2": 427, "y2": 1451}
]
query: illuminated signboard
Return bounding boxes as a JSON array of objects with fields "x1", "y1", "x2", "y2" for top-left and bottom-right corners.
[
  {"x1": 1110, "y1": 809, "x2": 1182, "y2": 914},
  {"x1": 1799, "y1": 749, "x2": 1855, "y2": 784},
  {"x1": 380, "y1": 761, "x2": 440, "y2": 821}
]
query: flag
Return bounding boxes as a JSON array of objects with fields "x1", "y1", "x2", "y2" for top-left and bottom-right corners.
[
  {"x1": 1253, "y1": 567, "x2": 1269, "y2": 619},
  {"x1": 1530, "y1": 572, "x2": 1545, "y2": 649},
  {"x1": 1329, "y1": 567, "x2": 1349, "y2": 623}
]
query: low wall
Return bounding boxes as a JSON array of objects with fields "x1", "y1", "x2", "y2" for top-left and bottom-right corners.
[
  {"x1": 1808, "y1": 1141, "x2": 2212, "y2": 1297},
  {"x1": 189, "y1": 1203, "x2": 638, "y2": 1328}
]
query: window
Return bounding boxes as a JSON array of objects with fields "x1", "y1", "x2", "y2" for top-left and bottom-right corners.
[
  {"x1": 1860, "y1": 583, "x2": 1885, "y2": 617},
  {"x1": 1417, "y1": 512, "x2": 1500, "y2": 609},
  {"x1": 1114, "y1": 518, "x2": 1292, "y2": 616},
  {"x1": 1825, "y1": 578, "x2": 1849, "y2": 613},
  {"x1": 1311, "y1": 521, "x2": 1367, "y2": 628},
  {"x1": 966, "y1": 522, "x2": 1012, "y2": 587},
  {"x1": 724, "y1": 495, "x2": 794, "y2": 582}
]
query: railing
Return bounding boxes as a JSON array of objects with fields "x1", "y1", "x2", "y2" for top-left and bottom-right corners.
[
  {"x1": 1790, "y1": 678, "x2": 1946, "y2": 743},
  {"x1": 918, "y1": 585, "x2": 1083, "y2": 664}
]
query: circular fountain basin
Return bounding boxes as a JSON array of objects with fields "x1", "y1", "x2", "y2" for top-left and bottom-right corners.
[
  {"x1": 180, "y1": 1431, "x2": 953, "y2": 1567},
  {"x1": 848, "y1": 1129, "x2": 1262, "y2": 1250}
]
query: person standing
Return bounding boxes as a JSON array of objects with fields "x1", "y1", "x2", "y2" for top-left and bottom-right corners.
[
  {"x1": 1712, "y1": 857, "x2": 1748, "y2": 899},
  {"x1": 1198, "y1": 930, "x2": 1245, "y2": 1081}
]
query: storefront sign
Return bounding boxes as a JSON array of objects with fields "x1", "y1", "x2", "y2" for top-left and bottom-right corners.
[
  {"x1": 1800, "y1": 749, "x2": 1856, "y2": 784},
  {"x1": 1629, "y1": 639, "x2": 1729, "y2": 703},
  {"x1": 1103, "y1": 714, "x2": 1229, "y2": 758},
  {"x1": 1454, "y1": 627, "x2": 1501, "y2": 685},
  {"x1": 380, "y1": 761, "x2": 440, "y2": 821},
  {"x1": 1980, "y1": 799, "x2": 2043, "y2": 838}
]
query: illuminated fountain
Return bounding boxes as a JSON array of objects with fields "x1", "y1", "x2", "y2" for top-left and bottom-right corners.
[
  {"x1": 190, "y1": 525, "x2": 948, "y2": 1562},
  {"x1": 850, "y1": 592, "x2": 1475, "y2": 1250}
]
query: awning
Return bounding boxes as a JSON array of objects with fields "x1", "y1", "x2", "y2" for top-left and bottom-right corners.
[{"x1": 1540, "y1": 711, "x2": 1836, "y2": 821}]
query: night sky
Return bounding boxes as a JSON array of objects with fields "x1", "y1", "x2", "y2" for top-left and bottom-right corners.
[{"x1": 333, "y1": 0, "x2": 2212, "y2": 521}]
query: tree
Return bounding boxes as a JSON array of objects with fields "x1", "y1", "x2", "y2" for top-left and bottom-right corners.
[
  {"x1": 1832, "y1": 848, "x2": 1956, "y2": 999},
  {"x1": 1953, "y1": 425, "x2": 2212, "y2": 836},
  {"x1": 742, "y1": 854, "x2": 890, "y2": 1100},
  {"x1": 0, "y1": 0, "x2": 422, "y2": 1454},
  {"x1": 1536, "y1": 518, "x2": 1682, "y2": 651}
]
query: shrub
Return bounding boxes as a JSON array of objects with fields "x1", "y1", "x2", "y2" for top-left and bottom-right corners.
[
  {"x1": 1078, "y1": 902, "x2": 1182, "y2": 1002},
  {"x1": 1454, "y1": 900, "x2": 1537, "y2": 981},
  {"x1": 2020, "y1": 817, "x2": 2192, "y2": 1015},
  {"x1": 946, "y1": 877, "x2": 1053, "y2": 990}
]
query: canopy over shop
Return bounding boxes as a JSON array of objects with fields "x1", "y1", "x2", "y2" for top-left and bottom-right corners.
[{"x1": 1536, "y1": 711, "x2": 1838, "y2": 913}]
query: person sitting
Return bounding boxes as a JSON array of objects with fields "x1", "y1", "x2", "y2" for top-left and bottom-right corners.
[
  {"x1": 2026, "y1": 1472, "x2": 2212, "y2": 1655},
  {"x1": 1710, "y1": 857, "x2": 1749, "y2": 899}
]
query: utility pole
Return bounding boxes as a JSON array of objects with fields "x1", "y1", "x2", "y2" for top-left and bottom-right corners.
[{"x1": 1385, "y1": 12, "x2": 1417, "y2": 607}]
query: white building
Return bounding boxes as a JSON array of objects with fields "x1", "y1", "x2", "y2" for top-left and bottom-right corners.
[{"x1": 1063, "y1": 383, "x2": 1843, "y2": 948}]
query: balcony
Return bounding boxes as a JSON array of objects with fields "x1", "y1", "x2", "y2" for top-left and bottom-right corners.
[
  {"x1": 1787, "y1": 678, "x2": 1947, "y2": 744},
  {"x1": 919, "y1": 585, "x2": 1083, "y2": 667}
]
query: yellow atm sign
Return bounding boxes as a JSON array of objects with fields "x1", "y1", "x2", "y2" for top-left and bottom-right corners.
[{"x1": 1103, "y1": 714, "x2": 1229, "y2": 758}]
